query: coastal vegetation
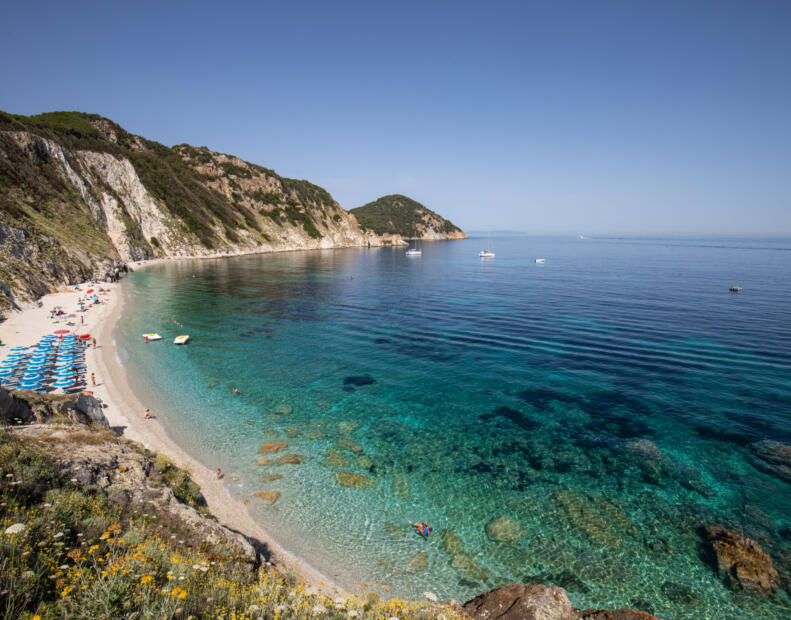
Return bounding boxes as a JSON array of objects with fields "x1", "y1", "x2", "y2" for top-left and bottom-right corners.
[
  {"x1": 0, "y1": 423, "x2": 465, "y2": 619},
  {"x1": 350, "y1": 195, "x2": 463, "y2": 238}
]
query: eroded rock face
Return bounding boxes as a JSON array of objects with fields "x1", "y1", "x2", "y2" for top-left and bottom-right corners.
[
  {"x1": 462, "y1": 584, "x2": 575, "y2": 620},
  {"x1": 749, "y1": 440, "x2": 791, "y2": 483},
  {"x1": 485, "y1": 516, "x2": 525, "y2": 544},
  {"x1": 0, "y1": 388, "x2": 108, "y2": 427},
  {"x1": 700, "y1": 525, "x2": 779, "y2": 593}
]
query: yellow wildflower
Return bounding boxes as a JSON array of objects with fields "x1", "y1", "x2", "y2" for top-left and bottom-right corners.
[
  {"x1": 61, "y1": 586, "x2": 73, "y2": 596},
  {"x1": 88, "y1": 545, "x2": 99, "y2": 554},
  {"x1": 141, "y1": 575, "x2": 153, "y2": 584},
  {"x1": 170, "y1": 555, "x2": 180, "y2": 563}
]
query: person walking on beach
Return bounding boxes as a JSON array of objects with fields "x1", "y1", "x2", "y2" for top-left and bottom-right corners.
[
  {"x1": 90, "y1": 372, "x2": 96, "y2": 386},
  {"x1": 144, "y1": 408, "x2": 155, "y2": 420},
  {"x1": 216, "y1": 468, "x2": 222, "y2": 480},
  {"x1": 92, "y1": 337, "x2": 96, "y2": 349}
]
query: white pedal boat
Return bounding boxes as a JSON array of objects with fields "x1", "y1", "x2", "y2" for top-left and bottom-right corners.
[
  {"x1": 142, "y1": 333, "x2": 162, "y2": 341},
  {"x1": 173, "y1": 335, "x2": 190, "y2": 345}
]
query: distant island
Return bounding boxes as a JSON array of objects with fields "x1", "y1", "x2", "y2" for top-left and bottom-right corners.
[
  {"x1": 0, "y1": 111, "x2": 465, "y2": 311},
  {"x1": 351, "y1": 194, "x2": 467, "y2": 240}
]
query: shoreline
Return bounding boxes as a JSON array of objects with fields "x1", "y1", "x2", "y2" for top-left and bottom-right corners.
[{"x1": 0, "y1": 275, "x2": 344, "y2": 597}]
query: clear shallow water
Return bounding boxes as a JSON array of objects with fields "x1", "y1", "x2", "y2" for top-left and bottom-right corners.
[{"x1": 115, "y1": 236, "x2": 791, "y2": 618}]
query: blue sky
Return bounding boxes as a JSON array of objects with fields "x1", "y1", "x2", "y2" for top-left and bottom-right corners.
[{"x1": 1, "y1": 0, "x2": 789, "y2": 235}]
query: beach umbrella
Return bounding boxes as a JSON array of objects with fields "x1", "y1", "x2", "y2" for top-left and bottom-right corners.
[
  {"x1": 53, "y1": 329, "x2": 70, "y2": 335},
  {"x1": 21, "y1": 373, "x2": 44, "y2": 381},
  {"x1": 9, "y1": 346, "x2": 28, "y2": 351},
  {"x1": 0, "y1": 369, "x2": 17, "y2": 377},
  {"x1": 18, "y1": 380, "x2": 42, "y2": 389},
  {"x1": 52, "y1": 379, "x2": 74, "y2": 389}
]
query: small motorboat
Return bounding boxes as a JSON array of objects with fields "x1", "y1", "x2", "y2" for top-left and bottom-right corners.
[
  {"x1": 729, "y1": 286, "x2": 743, "y2": 292},
  {"x1": 535, "y1": 258, "x2": 546, "y2": 263},
  {"x1": 405, "y1": 248, "x2": 422, "y2": 257},
  {"x1": 142, "y1": 333, "x2": 163, "y2": 342},
  {"x1": 478, "y1": 250, "x2": 495, "y2": 258},
  {"x1": 173, "y1": 335, "x2": 190, "y2": 345}
]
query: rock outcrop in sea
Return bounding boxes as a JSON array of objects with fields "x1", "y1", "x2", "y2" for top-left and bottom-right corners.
[{"x1": 700, "y1": 525, "x2": 780, "y2": 593}]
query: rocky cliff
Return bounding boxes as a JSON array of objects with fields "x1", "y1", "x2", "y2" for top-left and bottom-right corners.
[
  {"x1": 0, "y1": 112, "x2": 463, "y2": 311},
  {"x1": 350, "y1": 194, "x2": 467, "y2": 240}
]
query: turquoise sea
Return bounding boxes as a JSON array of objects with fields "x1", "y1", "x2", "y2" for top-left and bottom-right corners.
[{"x1": 114, "y1": 236, "x2": 791, "y2": 619}]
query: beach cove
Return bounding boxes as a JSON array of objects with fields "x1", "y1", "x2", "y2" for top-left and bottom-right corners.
[
  {"x1": 0, "y1": 263, "x2": 345, "y2": 597},
  {"x1": 3, "y1": 235, "x2": 791, "y2": 619}
]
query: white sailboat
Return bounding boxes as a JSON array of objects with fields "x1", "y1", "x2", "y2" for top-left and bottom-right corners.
[
  {"x1": 405, "y1": 226, "x2": 421, "y2": 256},
  {"x1": 478, "y1": 233, "x2": 495, "y2": 258}
]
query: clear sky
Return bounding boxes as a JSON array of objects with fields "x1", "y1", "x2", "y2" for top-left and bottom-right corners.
[{"x1": 1, "y1": 0, "x2": 789, "y2": 235}]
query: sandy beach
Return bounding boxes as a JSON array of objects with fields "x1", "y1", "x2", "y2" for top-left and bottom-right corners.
[{"x1": 0, "y1": 274, "x2": 341, "y2": 596}]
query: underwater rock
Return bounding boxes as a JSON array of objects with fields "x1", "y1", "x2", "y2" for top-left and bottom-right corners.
[
  {"x1": 256, "y1": 457, "x2": 272, "y2": 465},
  {"x1": 442, "y1": 529, "x2": 466, "y2": 556},
  {"x1": 258, "y1": 441, "x2": 287, "y2": 454},
  {"x1": 343, "y1": 374, "x2": 376, "y2": 387},
  {"x1": 253, "y1": 491, "x2": 279, "y2": 504},
  {"x1": 660, "y1": 581, "x2": 700, "y2": 606},
  {"x1": 284, "y1": 426, "x2": 305, "y2": 438},
  {"x1": 337, "y1": 438, "x2": 364, "y2": 454},
  {"x1": 322, "y1": 448, "x2": 349, "y2": 467},
  {"x1": 275, "y1": 454, "x2": 302, "y2": 465},
  {"x1": 700, "y1": 525, "x2": 779, "y2": 593},
  {"x1": 462, "y1": 584, "x2": 573, "y2": 620},
  {"x1": 624, "y1": 439, "x2": 665, "y2": 460},
  {"x1": 404, "y1": 551, "x2": 428, "y2": 573},
  {"x1": 450, "y1": 553, "x2": 491, "y2": 581},
  {"x1": 551, "y1": 488, "x2": 633, "y2": 550},
  {"x1": 207, "y1": 380, "x2": 219, "y2": 388},
  {"x1": 485, "y1": 515, "x2": 525, "y2": 544},
  {"x1": 273, "y1": 404, "x2": 292, "y2": 415},
  {"x1": 243, "y1": 420, "x2": 255, "y2": 426},
  {"x1": 392, "y1": 474, "x2": 412, "y2": 501},
  {"x1": 337, "y1": 421, "x2": 360, "y2": 435},
  {"x1": 334, "y1": 471, "x2": 377, "y2": 490},
  {"x1": 304, "y1": 430, "x2": 327, "y2": 440},
  {"x1": 385, "y1": 522, "x2": 407, "y2": 539},
  {"x1": 748, "y1": 440, "x2": 791, "y2": 483},
  {"x1": 259, "y1": 474, "x2": 283, "y2": 483},
  {"x1": 263, "y1": 429, "x2": 279, "y2": 438},
  {"x1": 356, "y1": 455, "x2": 374, "y2": 470},
  {"x1": 342, "y1": 386, "x2": 356, "y2": 393},
  {"x1": 578, "y1": 610, "x2": 659, "y2": 620}
]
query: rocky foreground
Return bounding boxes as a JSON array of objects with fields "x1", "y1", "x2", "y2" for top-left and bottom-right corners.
[{"x1": 4, "y1": 388, "x2": 789, "y2": 618}]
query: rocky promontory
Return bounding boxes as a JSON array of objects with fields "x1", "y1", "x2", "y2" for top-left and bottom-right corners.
[{"x1": 0, "y1": 111, "x2": 466, "y2": 311}]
